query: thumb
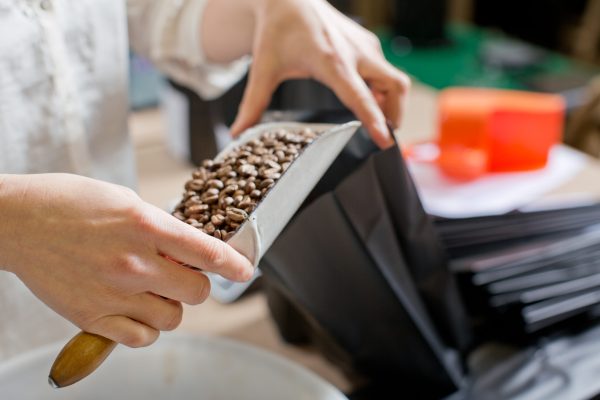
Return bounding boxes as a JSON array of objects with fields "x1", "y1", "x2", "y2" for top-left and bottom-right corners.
[{"x1": 230, "y1": 59, "x2": 279, "y2": 137}]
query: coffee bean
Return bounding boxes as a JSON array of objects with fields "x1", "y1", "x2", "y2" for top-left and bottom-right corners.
[
  {"x1": 193, "y1": 168, "x2": 209, "y2": 180},
  {"x1": 238, "y1": 164, "x2": 257, "y2": 177},
  {"x1": 186, "y1": 204, "x2": 209, "y2": 214},
  {"x1": 183, "y1": 190, "x2": 196, "y2": 199},
  {"x1": 213, "y1": 230, "x2": 222, "y2": 240},
  {"x1": 226, "y1": 208, "x2": 248, "y2": 222},
  {"x1": 207, "y1": 179, "x2": 224, "y2": 189},
  {"x1": 223, "y1": 184, "x2": 238, "y2": 195},
  {"x1": 185, "y1": 179, "x2": 205, "y2": 191},
  {"x1": 245, "y1": 181, "x2": 256, "y2": 193},
  {"x1": 211, "y1": 214, "x2": 225, "y2": 227},
  {"x1": 204, "y1": 222, "x2": 216, "y2": 235},
  {"x1": 238, "y1": 195, "x2": 253, "y2": 209},
  {"x1": 184, "y1": 196, "x2": 201, "y2": 208},
  {"x1": 201, "y1": 193, "x2": 219, "y2": 204},
  {"x1": 220, "y1": 196, "x2": 235, "y2": 208},
  {"x1": 259, "y1": 179, "x2": 275, "y2": 189}
]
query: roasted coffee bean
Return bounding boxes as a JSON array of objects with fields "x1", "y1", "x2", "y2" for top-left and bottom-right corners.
[
  {"x1": 186, "y1": 204, "x2": 209, "y2": 214},
  {"x1": 173, "y1": 211, "x2": 185, "y2": 221},
  {"x1": 275, "y1": 150, "x2": 286, "y2": 162},
  {"x1": 238, "y1": 164, "x2": 257, "y2": 176},
  {"x1": 238, "y1": 195, "x2": 253, "y2": 209},
  {"x1": 184, "y1": 196, "x2": 201, "y2": 208},
  {"x1": 204, "y1": 222, "x2": 216, "y2": 235},
  {"x1": 211, "y1": 214, "x2": 226, "y2": 227},
  {"x1": 193, "y1": 168, "x2": 209, "y2": 180},
  {"x1": 185, "y1": 179, "x2": 205, "y2": 191},
  {"x1": 250, "y1": 189, "x2": 261, "y2": 198},
  {"x1": 226, "y1": 208, "x2": 248, "y2": 222},
  {"x1": 223, "y1": 184, "x2": 238, "y2": 195},
  {"x1": 259, "y1": 179, "x2": 275, "y2": 189},
  {"x1": 220, "y1": 196, "x2": 235, "y2": 208},
  {"x1": 213, "y1": 230, "x2": 222, "y2": 240},
  {"x1": 262, "y1": 169, "x2": 281, "y2": 180},
  {"x1": 245, "y1": 181, "x2": 256, "y2": 193},
  {"x1": 201, "y1": 193, "x2": 219, "y2": 204},
  {"x1": 183, "y1": 190, "x2": 196, "y2": 199},
  {"x1": 206, "y1": 179, "x2": 224, "y2": 189}
]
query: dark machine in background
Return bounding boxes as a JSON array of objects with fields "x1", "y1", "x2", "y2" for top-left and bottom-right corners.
[
  {"x1": 473, "y1": 0, "x2": 588, "y2": 52},
  {"x1": 391, "y1": 0, "x2": 448, "y2": 46}
]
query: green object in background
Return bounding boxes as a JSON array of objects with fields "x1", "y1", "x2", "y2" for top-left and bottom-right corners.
[{"x1": 379, "y1": 24, "x2": 598, "y2": 92}]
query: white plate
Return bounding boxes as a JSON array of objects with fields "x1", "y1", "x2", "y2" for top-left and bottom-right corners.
[{"x1": 0, "y1": 333, "x2": 348, "y2": 400}]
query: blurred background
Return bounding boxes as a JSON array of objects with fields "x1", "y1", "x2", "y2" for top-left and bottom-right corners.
[{"x1": 129, "y1": 0, "x2": 600, "y2": 162}]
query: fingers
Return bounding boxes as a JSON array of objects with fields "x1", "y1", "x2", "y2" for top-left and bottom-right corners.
[
  {"x1": 131, "y1": 255, "x2": 211, "y2": 306},
  {"x1": 125, "y1": 293, "x2": 184, "y2": 332},
  {"x1": 150, "y1": 206, "x2": 254, "y2": 282},
  {"x1": 86, "y1": 315, "x2": 159, "y2": 348},
  {"x1": 359, "y1": 59, "x2": 411, "y2": 130},
  {"x1": 230, "y1": 56, "x2": 279, "y2": 137},
  {"x1": 316, "y1": 61, "x2": 393, "y2": 149}
]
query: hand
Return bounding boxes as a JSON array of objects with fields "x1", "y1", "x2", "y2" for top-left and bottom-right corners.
[
  {"x1": 202, "y1": 0, "x2": 410, "y2": 149},
  {"x1": 0, "y1": 174, "x2": 253, "y2": 347}
]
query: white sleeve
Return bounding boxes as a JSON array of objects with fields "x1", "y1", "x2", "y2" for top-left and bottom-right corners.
[{"x1": 127, "y1": 0, "x2": 250, "y2": 100}]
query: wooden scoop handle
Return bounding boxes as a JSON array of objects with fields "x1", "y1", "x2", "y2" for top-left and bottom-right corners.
[{"x1": 48, "y1": 331, "x2": 117, "y2": 388}]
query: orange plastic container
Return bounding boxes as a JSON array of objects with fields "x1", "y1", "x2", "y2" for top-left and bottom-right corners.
[{"x1": 436, "y1": 88, "x2": 565, "y2": 180}]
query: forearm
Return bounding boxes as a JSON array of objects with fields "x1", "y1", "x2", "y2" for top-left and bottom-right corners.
[
  {"x1": 0, "y1": 174, "x2": 30, "y2": 273},
  {"x1": 201, "y1": 0, "x2": 260, "y2": 63}
]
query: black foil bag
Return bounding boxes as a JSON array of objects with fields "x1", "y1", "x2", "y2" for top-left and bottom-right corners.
[{"x1": 259, "y1": 119, "x2": 472, "y2": 399}]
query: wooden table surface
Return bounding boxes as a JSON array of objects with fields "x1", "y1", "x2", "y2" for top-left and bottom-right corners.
[{"x1": 130, "y1": 82, "x2": 600, "y2": 394}]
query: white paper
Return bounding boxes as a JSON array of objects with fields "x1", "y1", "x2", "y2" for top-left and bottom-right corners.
[{"x1": 407, "y1": 145, "x2": 588, "y2": 218}]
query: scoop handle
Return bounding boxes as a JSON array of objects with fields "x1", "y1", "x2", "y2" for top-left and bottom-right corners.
[{"x1": 48, "y1": 331, "x2": 117, "y2": 388}]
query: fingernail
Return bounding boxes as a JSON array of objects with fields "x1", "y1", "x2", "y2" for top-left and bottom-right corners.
[
  {"x1": 377, "y1": 120, "x2": 393, "y2": 146},
  {"x1": 242, "y1": 265, "x2": 254, "y2": 281},
  {"x1": 200, "y1": 280, "x2": 211, "y2": 302}
]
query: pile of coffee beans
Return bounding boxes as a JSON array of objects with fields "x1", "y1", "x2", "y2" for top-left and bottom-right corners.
[{"x1": 173, "y1": 127, "x2": 320, "y2": 241}]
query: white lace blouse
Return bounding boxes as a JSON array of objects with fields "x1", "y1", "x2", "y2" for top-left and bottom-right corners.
[{"x1": 0, "y1": 0, "x2": 248, "y2": 362}]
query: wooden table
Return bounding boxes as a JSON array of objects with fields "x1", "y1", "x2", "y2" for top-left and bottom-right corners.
[{"x1": 130, "y1": 82, "x2": 600, "y2": 394}]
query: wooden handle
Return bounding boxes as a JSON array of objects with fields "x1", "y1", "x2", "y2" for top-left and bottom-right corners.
[{"x1": 48, "y1": 331, "x2": 117, "y2": 388}]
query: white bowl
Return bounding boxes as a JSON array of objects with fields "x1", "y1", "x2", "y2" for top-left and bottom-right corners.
[{"x1": 0, "y1": 333, "x2": 348, "y2": 400}]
